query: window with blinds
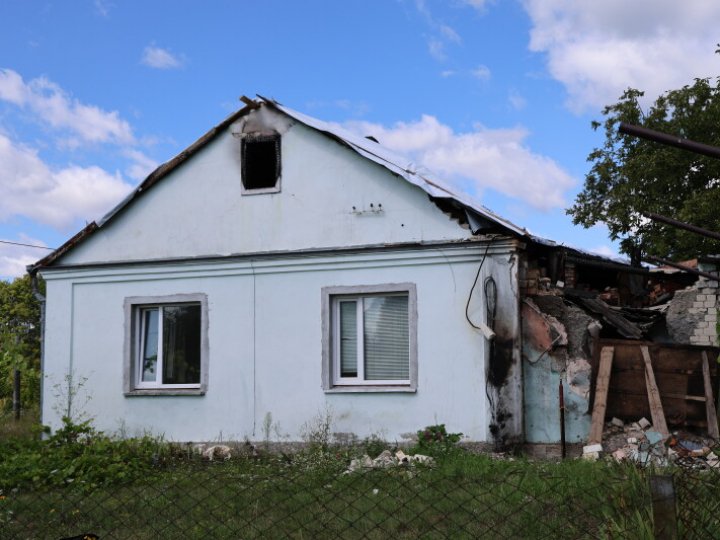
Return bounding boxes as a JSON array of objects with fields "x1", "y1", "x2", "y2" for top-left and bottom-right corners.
[{"x1": 333, "y1": 293, "x2": 410, "y2": 385}]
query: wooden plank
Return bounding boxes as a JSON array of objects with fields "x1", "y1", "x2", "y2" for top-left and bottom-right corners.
[
  {"x1": 589, "y1": 346, "x2": 614, "y2": 444},
  {"x1": 642, "y1": 346, "x2": 669, "y2": 437},
  {"x1": 661, "y1": 393, "x2": 706, "y2": 403},
  {"x1": 702, "y1": 351, "x2": 719, "y2": 439}
]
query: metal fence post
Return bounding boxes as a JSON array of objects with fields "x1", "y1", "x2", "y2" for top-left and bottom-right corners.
[
  {"x1": 650, "y1": 474, "x2": 678, "y2": 540},
  {"x1": 13, "y1": 368, "x2": 21, "y2": 420}
]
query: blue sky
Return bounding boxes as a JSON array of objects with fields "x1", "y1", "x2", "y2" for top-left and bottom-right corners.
[{"x1": 1, "y1": 0, "x2": 719, "y2": 279}]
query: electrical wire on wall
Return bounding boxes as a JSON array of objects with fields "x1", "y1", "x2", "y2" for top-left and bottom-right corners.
[
  {"x1": 463, "y1": 237, "x2": 501, "y2": 437},
  {"x1": 484, "y1": 276, "x2": 498, "y2": 433},
  {"x1": 464, "y1": 239, "x2": 493, "y2": 331}
]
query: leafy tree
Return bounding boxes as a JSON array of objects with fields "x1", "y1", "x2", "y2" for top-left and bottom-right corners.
[
  {"x1": 569, "y1": 77, "x2": 720, "y2": 260},
  {"x1": 0, "y1": 275, "x2": 44, "y2": 409}
]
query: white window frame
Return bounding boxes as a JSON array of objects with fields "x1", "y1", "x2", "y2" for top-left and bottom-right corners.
[
  {"x1": 124, "y1": 293, "x2": 209, "y2": 396},
  {"x1": 322, "y1": 283, "x2": 417, "y2": 393}
]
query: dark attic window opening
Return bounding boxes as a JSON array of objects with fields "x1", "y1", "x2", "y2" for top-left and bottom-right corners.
[{"x1": 241, "y1": 133, "x2": 281, "y2": 193}]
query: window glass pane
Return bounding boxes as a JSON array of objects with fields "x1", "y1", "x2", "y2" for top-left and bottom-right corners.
[
  {"x1": 141, "y1": 309, "x2": 159, "y2": 382},
  {"x1": 364, "y1": 295, "x2": 409, "y2": 380},
  {"x1": 339, "y1": 300, "x2": 358, "y2": 377},
  {"x1": 162, "y1": 305, "x2": 201, "y2": 384}
]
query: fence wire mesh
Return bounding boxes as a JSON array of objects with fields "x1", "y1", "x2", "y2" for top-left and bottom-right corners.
[
  {"x1": 0, "y1": 449, "x2": 668, "y2": 540},
  {"x1": 673, "y1": 463, "x2": 720, "y2": 539}
]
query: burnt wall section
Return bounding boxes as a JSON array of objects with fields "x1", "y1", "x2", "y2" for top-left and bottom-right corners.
[
  {"x1": 522, "y1": 298, "x2": 594, "y2": 443},
  {"x1": 466, "y1": 241, "x2": 523, "y2": 449}
]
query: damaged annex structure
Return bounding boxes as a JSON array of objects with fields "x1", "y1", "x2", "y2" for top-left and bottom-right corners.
[
  {"x1": 29, "y1": 96, "x2": 719, "y2": 452},
  {"x1": 521, "y1": 242, "x2": 720, "y2": 456}
]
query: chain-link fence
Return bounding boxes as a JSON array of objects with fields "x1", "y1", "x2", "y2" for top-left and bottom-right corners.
[{"x1": 8, "y1": 447, "x2": 712, "y2": 540}]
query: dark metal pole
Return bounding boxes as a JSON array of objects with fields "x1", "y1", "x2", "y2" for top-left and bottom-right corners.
[
  {"x1": 643, "y1": 255, "x2": 720, "y2": 281},
  {"x1": 649, "y1": 475, "x2": 678, "y2": 540},
  {"x1": 13, "y1": 368, "x2": 21, "y2": 421},
  {"x1": 619, "y1": 122, "x2": 720, "y2": 160},
  {"x1": 559, "y1": 377, "x2": 566, "y2": 459},
  {"x1": 642, "y1": 211, "x2": 720, "y2": 242}
]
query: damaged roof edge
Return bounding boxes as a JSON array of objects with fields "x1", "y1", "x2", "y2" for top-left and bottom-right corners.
[
  {"x1": 27, "y1": 103, "x2": 256, "y2": 275},
  {"x1": 263, "y1": 99, "x2": 529, "y2": 238},
  {"x1": 27, "y1": 222, "x2": 98, "y2": 275},
  {"x1": 27, "y1": 96, "x2": 625, "y2": 274}
]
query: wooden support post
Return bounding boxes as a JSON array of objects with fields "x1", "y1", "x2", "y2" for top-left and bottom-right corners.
[
  {"x1": 588, "y1": 346, "x2": 614, "y2": 444},
  {"x1": 701, "y1": 351, "x2": 719, "y2": 439},
  {"x1": 649, "y1": 475, "x2": 678, "y2": 540},
  {"x1": 641, "y1": 346, "x2": 669, "y2": 437}
]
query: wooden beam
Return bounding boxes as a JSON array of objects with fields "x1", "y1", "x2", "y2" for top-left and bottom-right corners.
[
  {"x1": 661, "y1": 393, "x2": 706, "y2": 403},
  {"x1": 642, "y1": 346, "x2": 669, "y2": 437},
  {"x1": 702, "y1": 351, "x2": 719, "y2": 439},
  {"x1": 589, "y1": 346, "x2": 614, "y2": 444}
]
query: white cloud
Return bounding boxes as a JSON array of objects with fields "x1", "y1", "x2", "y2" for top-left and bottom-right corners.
[
  {"x1": 123, "y1": 148, "x2": 159, "y2": 181},
  {"x1": 413, "y1": 1, "x2": 463, "y2": 62},
  {"x1": 428, "y1": 38, "x2": 446, "y2": 61},
  {"x1": 508, "y1": 90, "x2": 527, "y2": 110},
  {"x1": 0, "y1": 234, "x2": 50, "y2": 279},
  {"x1": 141, "y1": 45, "x2": 184, "y2": 70},
  {"x1": 440, "y1": 24, "x2": 462, "y2": 44},
  {"x1": 94, "y1": 0, "x2": 113, "y2": 17},
  {"x1": 462, "y1": 0, "x2": 492, "y2": 11},
  {"x1": 0, "y1": 69, "x2": 135, "y2": 145},
  {"x1": 471, "y1": 65, "x2": 491, "y2": 80},
  {"x1": 0, "y1": 134, "x2": 133, "y2": 229},
  {"x1": 524, "y1": 0, "x2": 720, "y2": 112},
  {"x1": 343, "y1": 115, "x2": 575, "y2": 210}
]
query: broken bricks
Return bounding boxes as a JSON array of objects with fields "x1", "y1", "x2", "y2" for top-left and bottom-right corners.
[{"x1": 345, "y1": 450, "x2": 435, "y2": 474}]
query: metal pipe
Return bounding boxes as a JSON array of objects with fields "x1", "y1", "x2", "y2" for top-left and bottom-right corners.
[
  {"x1": 642, "y1": 211, "x2": 720, "y2": 242},
  {"x1": 13, "y1": 369, "x2": 21, "y2": 421},
  {"x1": 619, "y1": 122, "x2": 720, "y2": 160},
  {"x1": 643, "y1": 255, "x2": 720, "y2": 281},
  {"x1": 30, "y1": 274, "x2": 46, "y2": 425},
  {"x1": 559, "y1": 377, "x2": 566, "y2": 459}
]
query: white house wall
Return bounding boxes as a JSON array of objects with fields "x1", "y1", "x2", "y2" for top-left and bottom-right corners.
[
  {"x1": 41, "y1": 242, "x2": 518, "y2": 443},
  {"x1": 61, "y1": 112, "x2": 471, "y2": 266}
]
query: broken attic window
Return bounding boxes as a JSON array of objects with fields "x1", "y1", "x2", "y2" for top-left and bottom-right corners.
[{"x1": 241, "y1": 133, "x2": 281, "y2": 192}]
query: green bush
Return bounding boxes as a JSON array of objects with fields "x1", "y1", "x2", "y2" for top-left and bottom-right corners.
[
  {"x1": 411, "y1": 424, "x2": 462, "y2": 456},
  {"x1": 0, "y1": 417, "x2": 171, "y2": 492}
]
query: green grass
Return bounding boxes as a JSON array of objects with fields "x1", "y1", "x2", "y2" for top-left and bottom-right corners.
[
  {"x1": 0, "y1": 449, "x2": 659, "y2": 540},
  {"x1": 1, "y1": 424, "x2": 718, "y2": 539}
]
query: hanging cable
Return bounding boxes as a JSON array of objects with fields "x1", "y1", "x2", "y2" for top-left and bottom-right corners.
[
  {"x1": 464, "y1": 238, "x2": 493, "y2": 330},
  {"x1": 0, "y1": 239, "x2": 55, "y2": 250}
]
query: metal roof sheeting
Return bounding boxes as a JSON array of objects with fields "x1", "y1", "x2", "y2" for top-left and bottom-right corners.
[
  {"x1": 30, "y1": 96, "x2": 623, "y2": 273},
  {"x1": 265, "y1": 99, "x2": 528, "y2": 237}
]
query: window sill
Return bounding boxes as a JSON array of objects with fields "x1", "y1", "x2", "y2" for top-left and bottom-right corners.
[
  {"x1": 125, "y1": 389, "x2": 206, "y2": 397},
  {"x1": 325, "y1": 386, "x2": 416, "y2": 394}
]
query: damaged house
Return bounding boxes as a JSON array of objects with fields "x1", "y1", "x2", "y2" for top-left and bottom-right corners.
[{"x1": 30, "y1": 97, "x2": 719, "y2": 449}]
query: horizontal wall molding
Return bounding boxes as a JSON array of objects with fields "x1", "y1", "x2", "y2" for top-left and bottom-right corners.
[{"x1": 41, "y1": 240, "x2": 519, "y2": 283}]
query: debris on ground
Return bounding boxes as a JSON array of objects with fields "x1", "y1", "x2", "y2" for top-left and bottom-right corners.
[
  {"x1": 583, "y1": 418, "x2": 718, "y2": 468},
  {"x1": 193, "y1": 444, "x2": 233, "y2": 461},
  {"x1": 345, "y1": 450, "x2": 435, "y2": 473}
]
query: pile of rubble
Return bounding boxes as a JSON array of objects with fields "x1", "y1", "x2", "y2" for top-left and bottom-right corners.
[
  {"x1": 345, "y1": 450, "x2": 434, "y2": 474},
  {"x1": 582, "y1": 417, "x2": 718, "y2": 468}
]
